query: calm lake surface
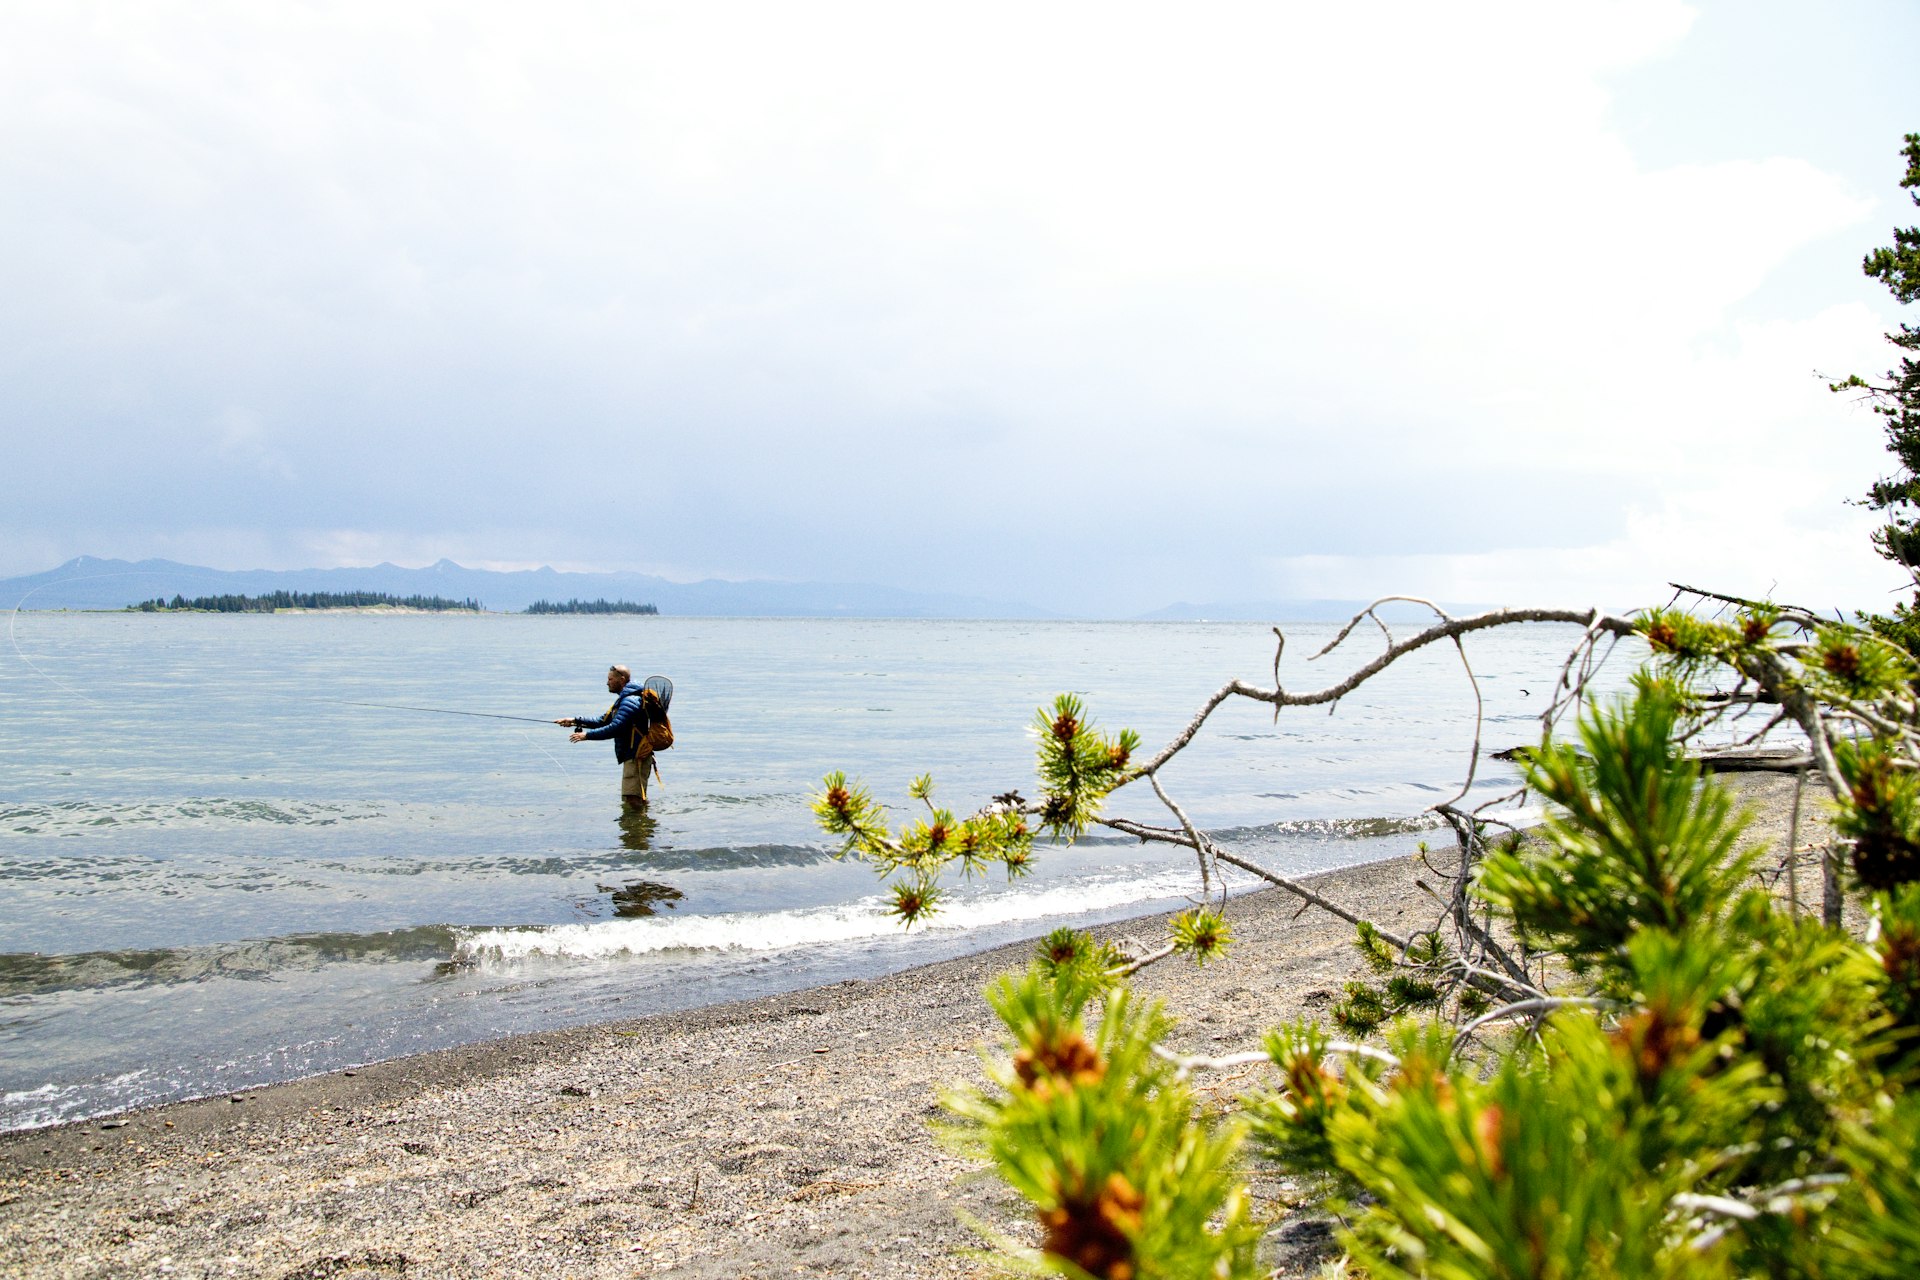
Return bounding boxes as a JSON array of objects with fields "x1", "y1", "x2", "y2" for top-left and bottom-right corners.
[{"x1": 0, "y1": 613, "x2": 1627, "y2": 1128}]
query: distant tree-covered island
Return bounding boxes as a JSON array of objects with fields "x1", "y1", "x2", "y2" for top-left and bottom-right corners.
[
  {"x1": 523, "y1": 598, "x2": 659, "y2": 615},
  {"x1": 131, "y1": 591, "x2": 482, "y2": 613}
]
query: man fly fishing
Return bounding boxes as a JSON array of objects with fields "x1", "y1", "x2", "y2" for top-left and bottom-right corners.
[{"x1": 556, "y1": 664, "x2": 667, "y2": 809}]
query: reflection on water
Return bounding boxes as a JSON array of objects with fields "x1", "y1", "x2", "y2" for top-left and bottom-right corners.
[
  {"x1": 600, "y1": 879, "x2": 684, "y2": 917},
  {"x1": 616, "y1": 807, "x2": 657, "y2": 852}
]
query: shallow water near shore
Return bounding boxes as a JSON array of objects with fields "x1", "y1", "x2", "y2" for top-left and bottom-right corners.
[{"x1": 1, "y1": 613, "x2": 1622, "y2": 1128}]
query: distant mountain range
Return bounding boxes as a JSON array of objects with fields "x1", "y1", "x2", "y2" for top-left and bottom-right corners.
[
  {"x1": 0, "y1": 557, "x2": 1475, "y2": 622},
  {"x1": 0, "y1": 557, "x2": 1055, "y2": 619}
]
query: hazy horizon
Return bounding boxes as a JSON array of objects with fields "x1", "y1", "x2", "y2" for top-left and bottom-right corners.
[{"x1": 6, "y1": 551, "x2": 1517, "y2": 620}]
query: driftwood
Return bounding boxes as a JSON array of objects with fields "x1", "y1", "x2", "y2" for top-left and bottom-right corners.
[
  {"x1": 1491, "y1": 746, "x2": 1815, "y2": 774},
  {"x1": 1692, "y1": 749, "x2": 1816, "y2": 774}
]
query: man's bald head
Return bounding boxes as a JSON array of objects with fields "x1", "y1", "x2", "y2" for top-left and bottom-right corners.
[{"x1": 607, "y1": 665, "x2": 632, "y2": 692}]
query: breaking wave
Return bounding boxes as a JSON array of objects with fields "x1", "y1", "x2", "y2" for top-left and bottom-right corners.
[{"x1": 451, "y1": 865, "x2": 1223, "y2": 968}]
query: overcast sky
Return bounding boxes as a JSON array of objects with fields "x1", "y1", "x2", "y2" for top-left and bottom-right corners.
[{"x1": 3, "y1": 1, "x2": 1917, "y2": 615}]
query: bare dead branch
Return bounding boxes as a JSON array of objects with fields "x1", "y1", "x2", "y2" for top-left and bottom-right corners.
[
  {"x1": 1148, "y1": 772, "x2": 1215, "y2": 900},
  {"x1": 1270, "y1": 627, "x2": 1284, "y2": 724},
  {"x1": 1151, "y1": 1040, "x2": 1401, "y2": 1079},
  {"x1": 1787, "y1": 767, "x2": 1807, "y2": 914},
  {"x1": 1668, "y1": 581, "x2": 1822, "y2": 624},
  {"x1": 1211, "y1": 849, "x2": 1413, "y2": 951},
  {"x1": 1450, "y1": 996, "x2": 1614, "y2": 1058},
  {"x1": 1135, "y1": 608, "x2": 1636, "y2": 778},
  {"x1": 1434, "y1": 633, "x2": 1486, "y2": 808},
  {"x1": 1110, "y1": 942, "x2": 1178, "y2": 977},
  {"x1": 1308, "y1": 595, "x2": 1453, "y2": 662},
  {"x1": 1444, "y1": 959, "x2": 1545, "y2": 1002},
  {"x1": 1435, "y1": 807, "x2": 1536, "y2": 989}
]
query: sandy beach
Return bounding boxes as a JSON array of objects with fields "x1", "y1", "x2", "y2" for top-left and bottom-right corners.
[{"x1": 0, "y1": 774, "x2": 1832, "y2": 1279}]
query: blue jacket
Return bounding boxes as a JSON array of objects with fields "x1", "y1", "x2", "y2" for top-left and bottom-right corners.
[{"x1": 577, "y1": 685, "x2": 651, "y2": 762}]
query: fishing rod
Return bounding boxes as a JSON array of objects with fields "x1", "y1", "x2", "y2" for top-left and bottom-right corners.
[
  {"x1": 334, "y1": 700, "x2": 583, "y2": 783},
  {"x1": 337, "y1": 700, "x2": 561, "y2": 725}
]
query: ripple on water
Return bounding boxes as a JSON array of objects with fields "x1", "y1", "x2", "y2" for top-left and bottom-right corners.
[
  {"x1": 0, "y1": 925, "x2": 460, "y2": 997},
  {"x1": 0, "y1": 797, "x2": 383, "y2": 837}
]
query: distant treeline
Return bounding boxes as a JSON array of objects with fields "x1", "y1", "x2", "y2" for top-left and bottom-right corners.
[
  {"x1": 132, "y1": 591, "x2": 482, "y2": 613},
  {"x1": 523, "y1": 598, "x2": 660, "y2": 615}
]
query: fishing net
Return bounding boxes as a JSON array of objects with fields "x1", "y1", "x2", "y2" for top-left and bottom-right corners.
[{"x1": 643, "y1": 675, "x2": 673, "y2": 713}]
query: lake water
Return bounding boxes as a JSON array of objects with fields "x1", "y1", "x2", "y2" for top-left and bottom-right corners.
[{"x1": 0, "y1": 613, "x2": 1625, "y2": 1129}]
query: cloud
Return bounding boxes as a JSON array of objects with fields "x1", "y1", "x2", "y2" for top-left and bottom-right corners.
[
  {"x1": 0, "y1": 0, "x2": 1907, "y2": 610},
  {"x1": 214, "y1": 406, "x2": 294, "y2": 479}
]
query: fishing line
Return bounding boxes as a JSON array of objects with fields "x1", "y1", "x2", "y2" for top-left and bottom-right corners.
[
  {"x1": 515, "y1": 725, "x2": 577, "y2": 781},
  {"x1": 2, "y1": 571, "x2": 179, "y2": 709},
  {"x1": 331, "y1": 702, "x2": 586, "y2": 785},
  {"x1": 7, "y1": 565, "x2": 355, "y2": 710},
  {"x1": 7, "y1": 602, "x2": 99, "y2": 706},
  {"x1": 334, "y1": 700, "x2": 561, "y2": 724}
]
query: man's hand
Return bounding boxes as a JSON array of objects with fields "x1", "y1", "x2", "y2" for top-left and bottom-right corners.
[
  {"x1": 570, "y1": 731, "x2": 586, "y2": 743},
  {"x1": 554, "y1": 718, "x2": 576, "y2": 727}
]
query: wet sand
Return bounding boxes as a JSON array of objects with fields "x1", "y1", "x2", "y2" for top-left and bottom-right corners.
[{"x1": 0, "y1": 774, "x2": 1829, "y2": 1279}]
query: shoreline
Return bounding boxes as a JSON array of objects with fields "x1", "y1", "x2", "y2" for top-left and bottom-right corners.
[
  {"x1": 21, "y1": 606, "x2": 488, "y2": 615},
  {"x1": 0, "y1": 774, "x2": 1830, "y2": 1278}
]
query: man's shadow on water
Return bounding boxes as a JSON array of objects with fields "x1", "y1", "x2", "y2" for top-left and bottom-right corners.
[{"x1": 597, "y1": 808, "x2": 686, "y2": 917}]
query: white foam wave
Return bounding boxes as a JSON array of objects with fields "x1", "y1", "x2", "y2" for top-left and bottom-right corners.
[
  {"x1": 2, "y1": 1070, "x2": 150, "y2": 1130},
  {"x1": 452, "y1": 866, "x2": 1213, "y2": 967}
]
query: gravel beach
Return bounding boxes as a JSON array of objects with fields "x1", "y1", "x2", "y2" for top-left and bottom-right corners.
[{"x1": 0, "y1": 774, "x2": 1833, "y2": 1279}]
